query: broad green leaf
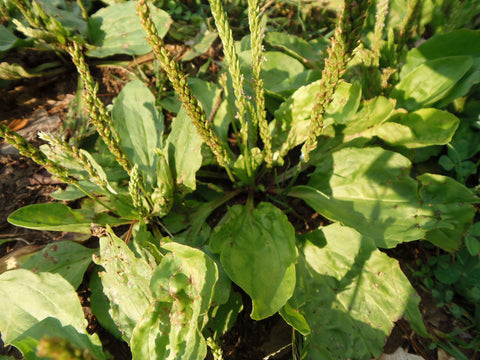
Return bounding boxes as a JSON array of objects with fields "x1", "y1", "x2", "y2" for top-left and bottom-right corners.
[
  {"x1": 89, "y1": 267, "x2": 123, "y2": 340},
  {"x1": 279, "y1": 302, "x2": 310, "y2": 336},
  {"x1": 0, "y1": 62, "x2": 42, "y2": 80},
  {"x1": 324, "y1": 82, "x2": 362, "y2": 124},
  {"x1": 401, "y1": 29, "x2": 480, "y2": 77},
  {"x1": 232, "y1": 147, "x2": 263, "y2": 184},
  {"x1": 188, "y1": 78, "x2": 222, "y2": 118},
  {"x1": 438, "y1": 155, "x2": 455, "y2": 171},
  {"x1": 40, "y1": 144, "x2": 99, "y2": 181},
  {"x1": 155, "y1": 242, "x2": 218, "y2": 314},
  {"x1": 434, "y1": 265, "x2": 461, "y2": 285},
  {"x1": 205, "y1": 291, "x2": 243, "y2": 340},
  {"x1": 182, "y1": 29, "x2": 218, "y2": 61},
  {"x1": 238, "y1": 50, "x2": 306, "y2": 96},
  {"x1": 281, "y1": 224, "x2": 424, "y2": 360},
  {"x1": 165, "y1": 108, "x2": 203, "y2": 194},
  {"x1": 159, "y1": 78, "x2": 230, "y2": 142},
  {"x1": 0, "y1": 269, "x2": 104, "y2": 359},
  {"x1": 37, "y1": 0, "x2": 87, "y2": 35},
  {"x1": 271, "y1": 81, "x2": 362, "y2": 163},
  {"x1": 94, "y1": 229, "x2": 153, "y2": 341},
  {"x1": 11, "y1": 318, "x2": 105, "y2": 360},
  {"x1": 128, "y1": 223, "x2": 163, "y2": 267},
  {"x1": 8, "y1": 202, "x2": 126, "y2": 233},
  {"x1": 446, "y1": 120, "x2": 480, "y2": 162},
  {"x1": 305, "y1": 97, "x2": 398, "y2": 166},
  {"x1": 87, "y1": 2, "x2": 171, "y2": 57},
  {"x1": 79, "y1": 149, "x2": 117, "y2": 194},
  {"x1": 465, "y1": 222, "x2": 480, "y2": 256},
  {"x1": 401, "y1": 30, "x2": 480, "y2": 107},
  {"x1": 167, "y1": 192, "x2": 237, "y2": 248},
  {"x1": 259, "y1": 51, "x2": 305, "y2": 95},
  {"x1": 188, "y1": 78, "x2": 230, "y2": 142},
  {"x1": 342, "y1": 96, "x2": 398, "y2": 137},
  {"x1": 209, "y1": 202, "x2": 297, "y2": 320},
  {"x1": 112, "y1": 80, "x2": 163, "y2": 187},
  {"x1": 272, "y1": 69, "x2": 322, "y2": 98},
  {"x1": 376, "y1": 108, "x2": 459, "y2": 148},
  {"x1": 130, "y1": 243, "x2": 218, "y2": 360},
  {"x1": 92, "y1": 138, "x2": 131, "y2": 183},
  {"x1": 8, "y1": 203, "x2": 92, "y2": 233},
  {"x1": 265, "y1": 31, "x2": 327, "y2": 69},
  {"x1": 21, "y1": 242, "x2": 95, "y2": 289},
  {"x1": 0, "y1": 25, "x2": 18, "y2": 51},
  {"x1": 203, "y1": 249, "x2": 232, "y2": 307},
  {"x1": 392, "y1": 56, "x2": 472, "y2": 111},
  {"x1": 270, "y1": 80, "x2": 317, "y2": 160},
  {"x1": 298, "y1": 147, "x2": 423, "y2": 248},
  {"x1": 130, "y1": 301, "x2": 206, "y2": 360},
  {"x1": 418, "y1": 173, "x2": 478, "y2": 251}
]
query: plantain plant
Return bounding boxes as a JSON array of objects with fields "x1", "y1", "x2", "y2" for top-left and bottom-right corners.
[{"x1": 1, "y1": 0, "x2": 480, "y2": 359}]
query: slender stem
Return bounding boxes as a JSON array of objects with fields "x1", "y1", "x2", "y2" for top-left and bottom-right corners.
[
  {"x1": 76, "y1": 0, "x2": 88, "y2": 20},
  {"x1": 73, "y1": 182, "x2": 117, "y2": 213}
]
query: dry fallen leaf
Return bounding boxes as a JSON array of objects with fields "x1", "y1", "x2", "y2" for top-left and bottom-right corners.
[
  {"x1": 8, "y1": 118, "x2": 29, "y2": 131},
  {"x1": 438, "y1": 348, "x2": 457, "y2": 360},
  {"x1": 0, "y1": 108, "x2": 61, "y2": 155},
  {"x1": 377, "y1": 347, "x2": 425, "y2": 360}
]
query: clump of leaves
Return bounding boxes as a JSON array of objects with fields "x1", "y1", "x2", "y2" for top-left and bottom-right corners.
[
  {"x1": 1, "y1": 0, "x2": 480, "y2": 359},
  {"x1": 412, "y1": 244, "x2": 480, "y2": 357}
]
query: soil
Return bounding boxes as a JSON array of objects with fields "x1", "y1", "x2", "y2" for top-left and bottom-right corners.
[{"x1": 0, "y1": 50, "x2": 477, "y2": 360}]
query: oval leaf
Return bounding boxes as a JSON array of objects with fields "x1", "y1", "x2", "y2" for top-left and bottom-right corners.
[
  {"x1": 295, "y1": 147, "x2": 423, "y2": 248},
  {"x1": 209, "y1": 202, "x2": 297, "y2": 320},
  {"x1": 165, "y1": 108, "x2": 203, "y2": 194},
  {"x1": 21, "y1": 241, "x2": 95, "y2": 289},
  {"x1": 153, "y1": 242, "x2": 218, "y2": 314},
  {"x1": 418, "y1": 173, "x2": 478, "y2": 251},
  {"x1": 131, "y1": 301, "x2": 206, "y2": 360},
  {"x1": 131, "y1": 243, "x2": 218, "y2": 360},
  {"x1": 0, "y1": 269, "x2": 104, "y2": 359},
  {"x1": 87, "y1": 2, "x2": 172, "y2": 57},
  {"x1": 89, "y1": 267, "x2": 123, "y2": 340},
  {"x1": 0, "y1": 24, "x2": 19, "y2": 51},
  {"x1": 392, "y1": 56, "x2": 472, "y2": 111},
  {"x1": 272, "y1": 81, "x2": 362, "y2": 162},
  {"x1": 281, "y1": 224, "x2": 424, "y2": 360},
  {"x1": 376, "y1": 108, "x2": 460, "y2": 148},
  {"x1": 8, "y1": 203, "x2": 92, "y2": 233},
  {"x1": 112, "y1": 80, "x2": 164, "y2": 186},
  {"x1": 401, "y1": 30, "x2": 480, "y2": 107},
  {"x1": 94, "y1": 229, "x2": 153, "y2": 341}
]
